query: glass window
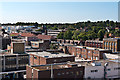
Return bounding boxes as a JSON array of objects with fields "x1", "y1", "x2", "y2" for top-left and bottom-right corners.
[{"x1": 107, "y1": 69, "x2": 111, "y2": 71}]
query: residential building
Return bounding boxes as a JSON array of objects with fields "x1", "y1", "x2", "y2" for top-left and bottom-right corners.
[
  {"x1": 85, "y1": 40, "x2": 103, "y2": 48},
  {"x1": 103, "y1": 38, "x2": 120, "y2": 53},
  {"x1": 66, "y1": 45, "x2": 112, "y2": 60},
  {"x1": 28, "y1": 51, "x2": 75, "y2": 65}
]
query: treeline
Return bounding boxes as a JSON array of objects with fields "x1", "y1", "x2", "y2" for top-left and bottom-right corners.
[{"x1": 55, "y1": 20, "x2": 120, "y2": 41}]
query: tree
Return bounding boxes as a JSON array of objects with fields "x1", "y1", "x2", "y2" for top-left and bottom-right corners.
[
  {"x1": 72, "y1": 30, "x2": 80, "y2": 40},
  {"x1": 57, "y1": 32, "x2": 64, "y2": 39},
  {"x1": 98, "y1": 30, "x2": 104, "y2": 40},
  {"x1": 63, "y1": 30, "x2": 73, "y2": 39}
]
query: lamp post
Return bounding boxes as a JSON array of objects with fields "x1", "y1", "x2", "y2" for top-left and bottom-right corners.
[{"x1": 104, "y1": 62, "x2": 109, "y2": 80}]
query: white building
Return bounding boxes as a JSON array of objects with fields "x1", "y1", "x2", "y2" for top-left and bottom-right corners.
[{"x1": 82, "y1": 60, "x2": 120, "y2": 79}]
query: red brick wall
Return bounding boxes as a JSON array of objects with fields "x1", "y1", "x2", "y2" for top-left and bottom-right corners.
[
  {"x1": 26, "y1": 65, "x2": 32, "y2": 79},
  {"x1": 30, "y1": 54, "x2": 46, "y2": 65},
  {"x1": 33, "y1": 69, "x2": 38, "y2": 80},
  {"x1": 37, "y1": 66, "x2": 84, "y2": 79}
]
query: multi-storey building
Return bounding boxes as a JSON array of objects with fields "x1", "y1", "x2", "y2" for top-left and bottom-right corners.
[
  {"x1": 0, "y1": 36, "x2": 11, "y2": 50},
  {"x1": 85, "y1": 40, "x2": 103, "y2": 48},
  {"x1": 82, "y1": 60, "x2": 120, "y2": 79},
  {"x1": 103, "y1": 38, "x2": 120, "y2": 53},
  {"x1": 0, "y1": 53, "x2": 29, "y2": 78},
  {"x1": 66, "y1": 46, "x2": 112, "y2": 60},
  {"x1": 28, "y1": 51, "x2": 75, "y2": 65},
  {"x1": 26, "y1": 62, "x2": 84, "y2": 79}
]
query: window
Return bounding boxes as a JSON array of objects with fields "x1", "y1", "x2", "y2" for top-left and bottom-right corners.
[
  {"x1": 88, "y1": 51, "x2": 90, "y2": 53},
  {"x1": 114, "y1": 67, "x2": 120, "y2": 70},
  {"x1": 76, "y1": 71, "x2": 79, "y2": 75},
  {"x1": 91, "y1": 70, "x2": 98, "y2": 73},
  {"x1": 71, "y1": 72, "x2": 73, "y2": 74},
  {"x1": 83, "y1": 50, "x2": 86, "y2": 52},
  {"x1": 106, "y1": 42, "x2": 108, "y2": 46},
  {"x1": 88, "y1": 56, "x2": 90, "y2": 58},
  {"x1": 62, "y1": 73, "x2": 65, "y2": 75},
  {"x1": 66, "y1": 72, "x2": 69, "y2": 74},
  {"x1": 34, "y1": 56, "x2": 37, "y2": 59},
  {"x1": 107, "y1": 69, "x2": 111, "y2": 71},
  {"x1": 57, "y1": 73, "x2": 61, "y2": 75},
  {"x1": 81, "y1": 55, "x2": 83, "y2": 58},
  {"x1": 93, "y1": 52, "x2": 96, "y2": 54}
]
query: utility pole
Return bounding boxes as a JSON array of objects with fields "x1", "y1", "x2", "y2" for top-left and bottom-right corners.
[{"x1": 51, "y1": 64, "x2": 53, "y2": 79}]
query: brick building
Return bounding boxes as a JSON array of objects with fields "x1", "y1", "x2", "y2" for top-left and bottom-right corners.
[
  {"x1": 31, "y1": 40, "x2": 50, "y2": 50},
  {"x1": 85, "y1": 40, "x2": 103, "y2": 48},
  {"x1": 7, "y1": 42, "x2": 26, "y2": 54},
  {"x1": 28, "y1": 51, "x2": 75, "y2": 65},
  {"x1": 103, "y1": 38, "x2": 120, "y2": 53},
  {"x1": 26, "y1": 63, "x2": 84, "y2": 79},
  {"x1": 66, "y1": 46, "x2": 112, "y2": 60}
]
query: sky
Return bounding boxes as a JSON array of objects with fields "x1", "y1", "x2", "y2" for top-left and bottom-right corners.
[{"x1": 0, "y1": 1, "x2": 118, "y2": 23}]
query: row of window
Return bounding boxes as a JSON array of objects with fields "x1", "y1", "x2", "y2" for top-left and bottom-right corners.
[{"x1": 57, "y1": 71, "x2": 82, "y2": 76}]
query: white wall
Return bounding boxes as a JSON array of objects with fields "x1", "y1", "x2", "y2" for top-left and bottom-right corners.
[
  {"x1": 84, "y1": 66, "x2": 104, "y2": 79},
  {"x1": 106, "y1": 62, "x2": 120, "y2": 78}
]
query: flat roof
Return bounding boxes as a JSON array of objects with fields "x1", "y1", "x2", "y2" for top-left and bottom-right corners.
[
  {"x1": 73, "y1": 46, "x2": 111, "y2": 51},
  {"x1": 29, "y1": 59, "x2": 120, "y2": 71},
  {"x1": 85, "y1": 40, "x2": 103, "y2": 43},
  {"x1": 28, "y1": 51, "x2": 75, "y2": 58},
  {"x1": 0, "y1": 53, "x2": 28, "y2": 56},
  {"x1": 103, "y1": 38, "x2": 120, "y2": 41}
]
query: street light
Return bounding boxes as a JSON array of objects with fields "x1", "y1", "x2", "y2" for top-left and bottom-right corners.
[{"x1": 104, "y1": 62, "x2": 109, "y2": 80}]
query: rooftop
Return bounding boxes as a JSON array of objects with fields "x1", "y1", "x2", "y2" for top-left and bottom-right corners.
[
  {"x1": 73, "y1": 46, "x2": 111, "y2": 51},
  {"x1": 28, "y1": 59, "x2": 120, "y2": 71},
  {"x1": 28, "y1": 51, "x2": 75, "y2": 58},
  {"x1": 37, "y1": 34, "x2": 54, "y2": 40},
  {"x1": 103, "y1": 38, "x2": 120, "y2": 41}
]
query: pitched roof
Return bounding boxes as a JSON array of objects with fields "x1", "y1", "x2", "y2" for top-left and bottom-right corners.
[
  {"x1": 37, "y1": 34, "x2": 53, "y2": 40},
  {"x1": 10, "y1": 33, "x2": 35, "y2": 37}
]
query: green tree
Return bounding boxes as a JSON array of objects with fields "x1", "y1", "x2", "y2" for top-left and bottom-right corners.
[
  {"x1": 98, "y1": 30, "x2": 104, "y2": 40},
  {"x1": 57, "y1": 32, "x2": 64, "y2": 39},
  {"x1": 63, "y1": 30, "x2": 73, "y2": 39}
]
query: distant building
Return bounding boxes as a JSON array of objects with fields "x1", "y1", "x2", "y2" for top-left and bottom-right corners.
[
  {"x1": 66, "y1": 46, "x2": 112, "y2": 60},
  {"x1": 10, "y1": 33, "x2": 38, "y2": 46},
  {"x1": 47, "y1": 29, "x2": 64, "y2": 38},
  {"x1": 28, "y1": 51, "x2": 75, "y2": 65},
  {"x1": 103, "y1": 38, "x2": 120, "y2": 53},
  {"x1": 57, "y1": 39, "x2": 85, "y2": 46},
  {"x1": 31, "y1": 40, "x2": 50, "y2": 50},
  {"x1": 26, "y1": 63, "x2": 84, "y2": 79},
  {"x1": 0, "y1": 36, "x2": 11, "y2": 50},
  {"x1": 37, "y1": 34, "x2": 55, "y2": 41},
  {"x1": 85, "y1": 40, "x2": 103, "y2": 48}
]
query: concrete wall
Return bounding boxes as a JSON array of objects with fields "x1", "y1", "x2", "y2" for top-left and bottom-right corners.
[{"x1": 84, "y1": 66, "x2": 104, "y2": 79}]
